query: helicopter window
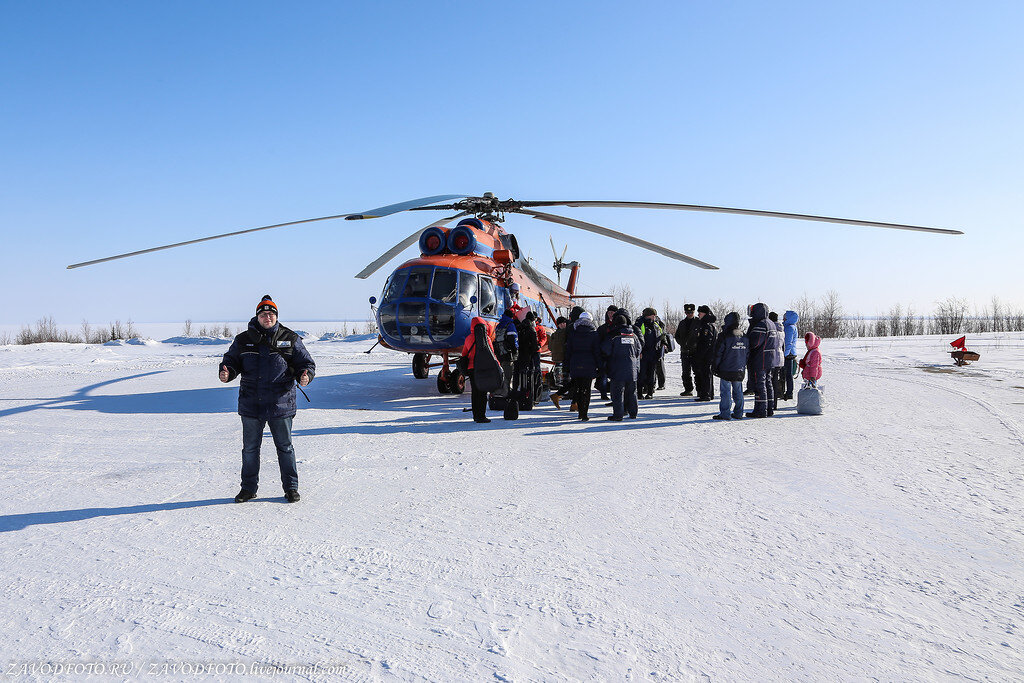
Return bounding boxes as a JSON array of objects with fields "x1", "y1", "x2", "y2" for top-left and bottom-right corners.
[
  {"x1": 398, "y1": 301, "x2": 426, "y2": 324},
  {"x1": 429, "y1": 303, "x2": 455, "y2": 340},
  {"x1": 458, "y1": 270, "x2": 477, "y2": 310},
  {"x1": 382, "y1": 272, "x2": 404, "y2": 304},
  {"x1": 430, "y1": 269, "x2": 458, "y2": 303},
  {"x1": 403, "y1": 267, "x2": 432, "y2": 297},
  {"x1": 478, "y1": 276, "x2": 496, "y2": 316},
  {"x1": 379, "y1": 304, "x2": 398, "y2": 337}
]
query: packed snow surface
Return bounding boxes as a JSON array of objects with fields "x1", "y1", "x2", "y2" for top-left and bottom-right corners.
[{"x1": 1, "y1": 331, "x2": 1022, "y2": 681}]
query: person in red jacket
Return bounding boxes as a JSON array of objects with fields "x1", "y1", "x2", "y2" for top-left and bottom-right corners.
[
  {"x1": 799, "y1": 332, "x2": 823, "y2": 386},
  {"x1": 461, "y1": 317, "x2": 496, "y2": 422}
]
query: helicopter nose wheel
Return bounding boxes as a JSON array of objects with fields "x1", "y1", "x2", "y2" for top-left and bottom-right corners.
[{"x1": 412, "y1": 353, "x2": 430, "y2": 379}]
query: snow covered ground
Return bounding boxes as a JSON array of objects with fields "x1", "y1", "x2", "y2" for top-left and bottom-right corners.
[{"x1": 1, "y1": 330, "x2": 1022, "y2": 681}]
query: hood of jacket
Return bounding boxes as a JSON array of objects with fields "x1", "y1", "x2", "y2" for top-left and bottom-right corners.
[
  {"x1": 804, "y1": 331, "x2": 820, "y2": 349},
  {"x1": 749, "y1": 302, "x2": 768, "y2": 322},
  {"x1": 722, "y1": 311, "x2": 741, "y2": 334},
  {"x1": 573, "y1": 314, "x2": 596, "y2": 331},
  {"x1": 702, "y1": 311, "x2": 717, "y2": 325},
  {"x1": 784, "y1": 310, "x2": 799, "y2": 325},
  {"x1": 469, "y1": 316, "x2": 490, "y2": 336}
]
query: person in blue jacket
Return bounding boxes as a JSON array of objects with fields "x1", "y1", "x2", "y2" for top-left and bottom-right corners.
[
  {"x1": 492, "y1": 308, "x2": 520, "y2": 406},
  {"x1": 782, "y1": 310, "x2": 799, "y2": 400},
  {"x1": 711, "y1": 311, "x2": 749, "y2": 420},
  {"x1": 601, "y1": 311, "x2": 642, "y2": 421},
  {"x1": 745, "y1": 302, "x2": 775, "y2": 418},
  {"x1": 564, "y1": 311, "x2": 601, "y2": 421},
  {"x1": 220, "y1": 295, "x2": 315, "y2": 503}
]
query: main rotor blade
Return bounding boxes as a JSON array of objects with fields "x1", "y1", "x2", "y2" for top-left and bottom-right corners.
[
  {"x1": 354, "y1": 212, "x2": 469, "y2": 280},
  {"x1": 67, "y1": 194, "x2": 472, "y2": 270},
  {"x1": 518, "y1": 201, "x2": 963, "y2": 235},
  {"x1": 344, "y1": 194, "x2": 469, "y2": 220},
  {"x1": 67, "y1": 211, "x2": 357, "y2": 269},
  {"x1": 516, "y1": 208, "x2": 719, "y2": 270}
]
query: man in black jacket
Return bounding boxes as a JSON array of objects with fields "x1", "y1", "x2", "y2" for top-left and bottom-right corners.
[
  {"x1": 692, "y1": 305, "x2": 718, "y2": 402},
  {"x1": 220, "y1": 295, "x2": 315, "y2": 503},
  {"x1": 674, "y1": 303, "x2": 698, "y2": 396}
]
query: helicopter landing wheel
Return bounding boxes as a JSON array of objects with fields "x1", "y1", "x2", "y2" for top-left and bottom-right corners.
[
  {"x1": 448, "y1": 369, "x2": 466, "y2": 394},
  {"x1": 413, "y1": 353, "x2": 430, "y2": 379},
  {"x1": 437, "y1": 372, "x2": 452, "y2": 394}
]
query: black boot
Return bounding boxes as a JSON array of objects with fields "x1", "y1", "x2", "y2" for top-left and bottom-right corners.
[
  {"x1": 234, "y1": 489, "x2": 256, "y2": 503},
  {"x1": 285, "y1": 489, "x2": 300, "y2": 503}
]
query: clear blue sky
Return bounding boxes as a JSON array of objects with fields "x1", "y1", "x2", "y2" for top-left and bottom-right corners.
[{"x1": 3, "y1": 1, "x2": 1022, "y2": 326}]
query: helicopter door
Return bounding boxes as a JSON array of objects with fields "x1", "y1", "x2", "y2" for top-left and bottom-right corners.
[
  {"x1": 478, "y1": 276, "x2": 496, "y2": 317},
  {"x1": 428, "y1": 268, "x2": 458, "y2": 341}
]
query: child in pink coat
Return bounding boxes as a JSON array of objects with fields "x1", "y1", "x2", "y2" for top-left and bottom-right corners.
[{"x1": 798, "y1": 332, "x2": 822, "y2": 386}]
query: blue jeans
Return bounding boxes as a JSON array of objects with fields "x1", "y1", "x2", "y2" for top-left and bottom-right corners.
[
  {"x1": 240, "y1": 416, "x2": 297, "y2": 493},
  {"x1": 719, "y1": 379, "x2": 744, "y2": 419}
]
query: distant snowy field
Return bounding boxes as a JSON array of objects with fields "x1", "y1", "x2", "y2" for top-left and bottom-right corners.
[{"x1": 1, "y1": 330, "x2": 1022, "y2": 680}]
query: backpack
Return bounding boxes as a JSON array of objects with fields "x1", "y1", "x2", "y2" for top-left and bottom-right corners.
[{"x1": 469, "y1": 324, "x2": 504, "y2": 394}]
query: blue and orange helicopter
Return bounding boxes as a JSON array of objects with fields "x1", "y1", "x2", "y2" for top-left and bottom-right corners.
[{"x1": 68, "y1": 192, "x2": 962, "y2": 394}]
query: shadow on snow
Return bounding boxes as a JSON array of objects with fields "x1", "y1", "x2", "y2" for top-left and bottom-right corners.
[{"x1": 0, "y1": 498, "x2": 241, "y2": 532}]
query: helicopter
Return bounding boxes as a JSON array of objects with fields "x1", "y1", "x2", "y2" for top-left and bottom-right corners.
[{"x1": 68, "y1": 192, "x2": 962, "y2": 395}]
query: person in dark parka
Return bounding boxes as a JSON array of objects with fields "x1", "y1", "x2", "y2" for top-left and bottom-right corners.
[
  {"x1": 745, "y1": 302, "x2": 775, "y2": 418},
  {"x1": 564, "y1": 311, "x2": 601, "y2": 420},
  {"x1": 595, "y1": 305, "x2": 619, "y2": 400},
  {"x1": 220, "y1": 295, "x2": 315, "y2": 503},
  {"x1": 711, "y1": 311, "x2": 749, "y2": 420},
  {"x1": 601, "y1": 312, "x2": 642, "y2": 421},
  {"x1": 674, "y1": 303, "x2": 698, "y2": 395},
  {"x1": 692, "y1": 305, "x2": 718, "y2": 402},
  {"x1": 636, "y1": 307, "x2": 664, "y2": 400}
]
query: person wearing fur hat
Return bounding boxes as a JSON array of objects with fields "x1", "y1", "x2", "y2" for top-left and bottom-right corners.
[
  {"x1": 636, "y1": 307, "x2": 664, "y2": 400},
  {"x1": 692, "y1": 305, "x2": 718, "y2": 402},
  {"x1": 674, "y1": 303, "x2": 698, "y2": 396},
  {"x1": 220, "y1": 295, "x2": 315, "y2": 503}
]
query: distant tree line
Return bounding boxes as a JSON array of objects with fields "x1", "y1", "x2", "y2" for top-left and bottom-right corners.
[
  {"x1": 600, "y1": 286, "x2": 1024, "y2": 340},
  {"x1": 3, "y1": 317, "x2": 379, "y2": 345},
  {"x1": 10, "y1": 317, "x2": 140, "y2": 345}
]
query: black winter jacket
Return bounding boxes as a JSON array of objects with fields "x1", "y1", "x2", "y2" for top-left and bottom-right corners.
[
  {"x1": 221, "y1": 318, "x2": 316, "y2": 420},
  {"x1": 746, "y1": 303, "x2": 774, "y2": 373},
  {"x1": 565, "y1": 318, "x2": 601, "y2": 379},
  {"x1": 674, "y1": 316, "x2": 699, "y2": 355},
  {"x1": 693, "y1": 312, "x2": 718, "y2": 364}
]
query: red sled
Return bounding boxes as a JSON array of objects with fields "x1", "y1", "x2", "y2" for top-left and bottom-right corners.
[{"x1": 950, "y1": 349, "x2": 980, "y2": 366}]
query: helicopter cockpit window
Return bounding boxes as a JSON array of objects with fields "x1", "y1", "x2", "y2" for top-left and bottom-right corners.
[
  {"x1": 478, "y1": 276, "x2": 496, "y2": 316},
  {"x1": 458, "y1": 271, "x2": 477, "y2": 310},
  {"x1": 382, "y1": 272, "x2": 404, "y2": 304},
  {"x1": 430, "y1": 268, "x2": 458, "y2": 303},
  {"x1": 403, "y1": 267, "x2": 432, "y2": 297}
]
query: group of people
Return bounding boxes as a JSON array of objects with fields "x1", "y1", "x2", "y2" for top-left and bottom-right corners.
[
  {"x1": 464, "y1": 299, "x2": 825, "y2": 424},
  {"x1": 694, "y1": 304, "x2": 821, "y2": 420}
]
